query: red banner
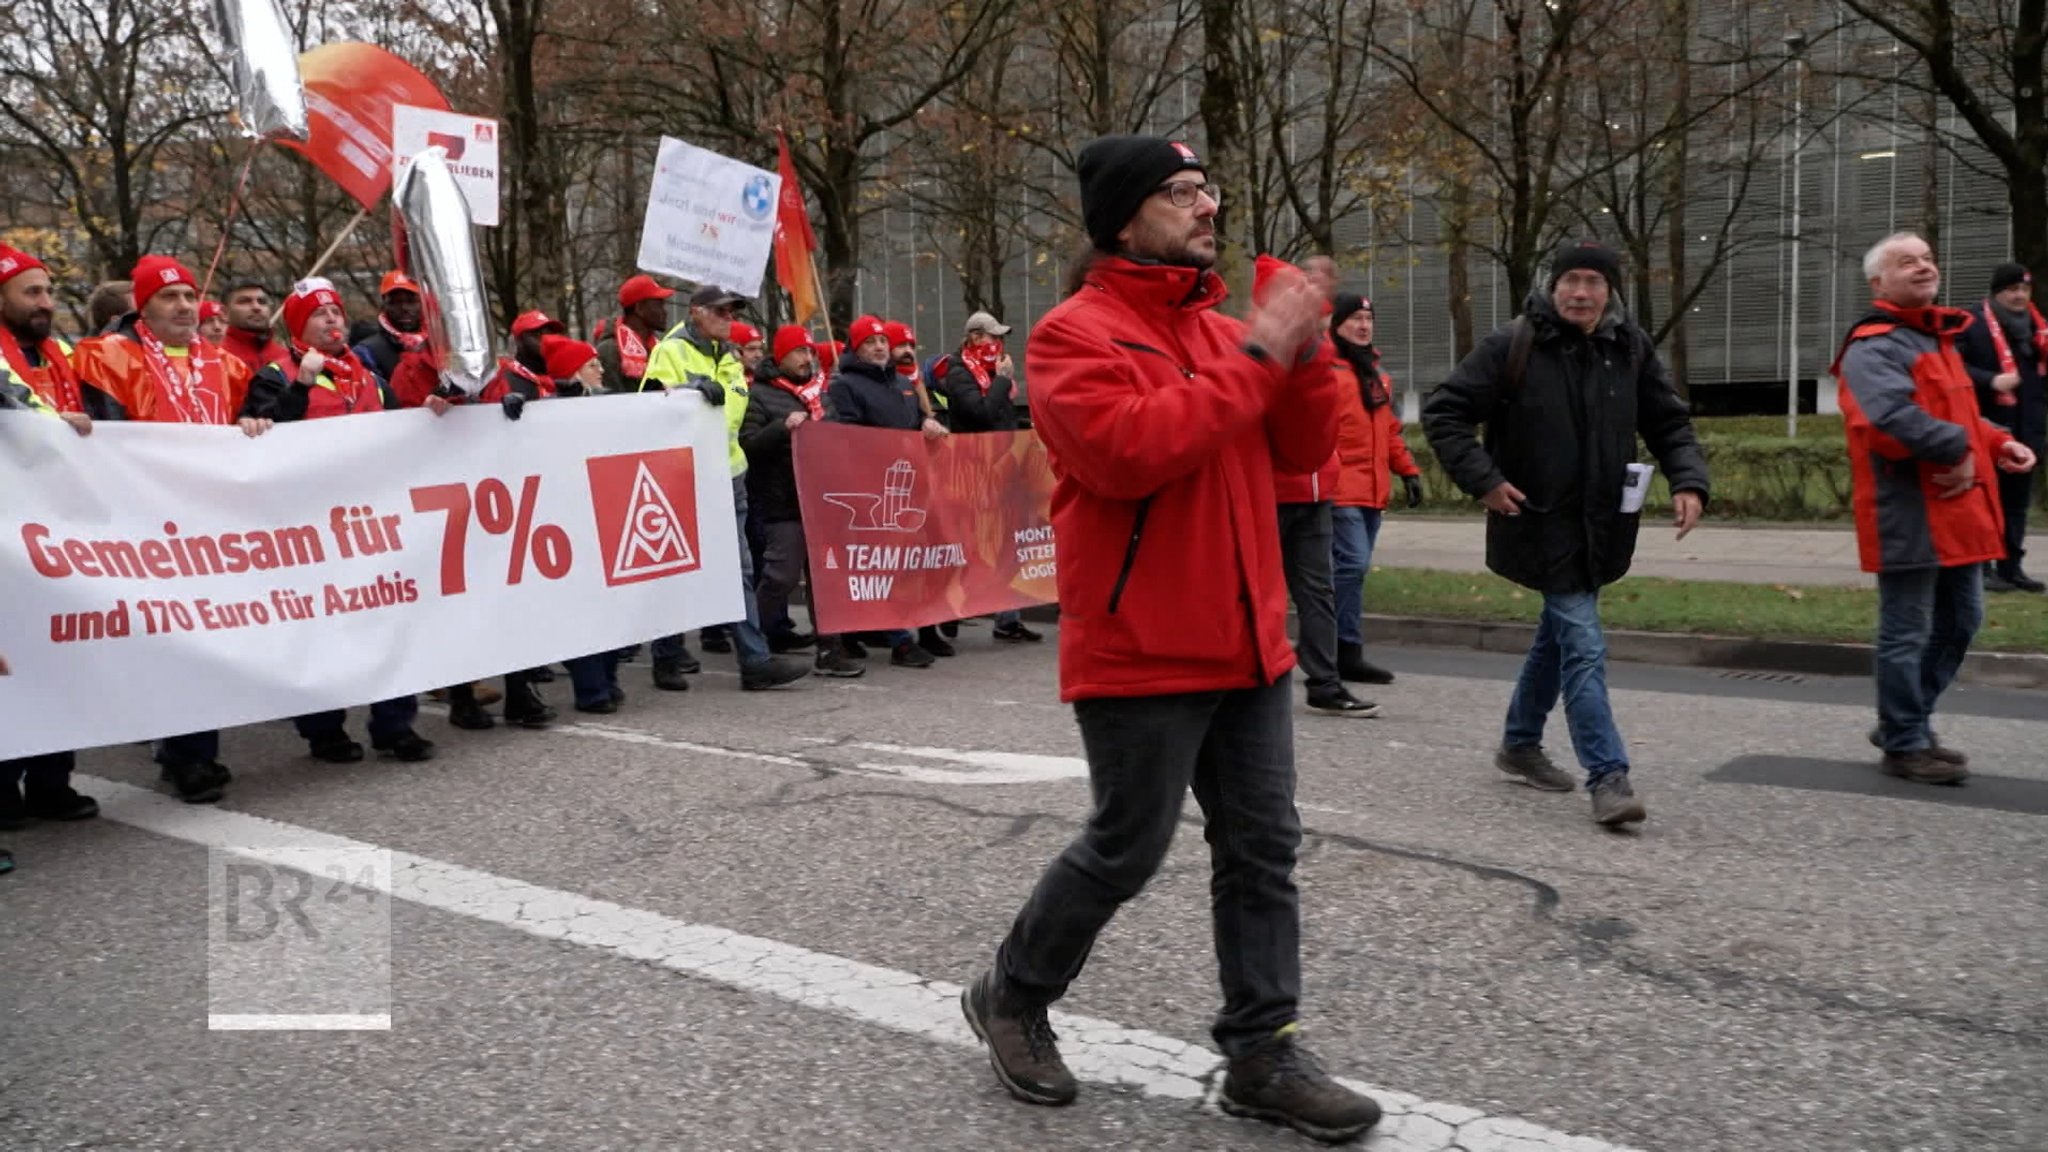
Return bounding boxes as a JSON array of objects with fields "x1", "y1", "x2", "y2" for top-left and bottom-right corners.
[{"x1": 794, "y1": 424, "x2": 1056, "y2": 633}]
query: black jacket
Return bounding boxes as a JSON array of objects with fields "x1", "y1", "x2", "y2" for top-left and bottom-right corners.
[
  {"x1": 1956, "y1": 299, "x2": 2047, "y2": 449},
  {"x1": 1423, "y1": 291, "x2": 1709, "y2": 594},
  {"x1": 826, "y1": 354, "x2": 921, "y2": 431},
  {"x1": 738, "y1": 365, "x2": 816, "y2": 523},
  {"x1": 933, "y1": 354, "x2": 1018, "y2": 432}
]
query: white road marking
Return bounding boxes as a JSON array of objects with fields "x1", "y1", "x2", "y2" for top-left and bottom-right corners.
[
  {"x1": 207, "y1": 1013, "x2": 391, "y2": 1031},
  {"x1": 77, "y1": 774, "x2": 1641, "y2": 1152},
  {"x1": 801, "y1": 738, "x2": 1089, "y2": 785}
]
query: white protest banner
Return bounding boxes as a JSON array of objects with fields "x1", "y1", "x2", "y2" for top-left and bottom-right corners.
[
  {"x1": 636, "y1": 136, "x2": 780, "y2": 297},
  {"x1": 0, "y1": 392, "x2": 740, "y2": 758},
  {"x1": 391, "y1": 104, "x2": 501, "y2": 226}
]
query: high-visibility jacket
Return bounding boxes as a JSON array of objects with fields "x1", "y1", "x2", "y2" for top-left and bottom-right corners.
[{"x1": 641, "y1": 323, "x2": 749, "y2": 476}]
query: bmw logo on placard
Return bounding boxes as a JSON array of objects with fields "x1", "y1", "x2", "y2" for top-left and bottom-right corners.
[{"x1": 741, "y1": 175, "x2": 774, "y2": 221}]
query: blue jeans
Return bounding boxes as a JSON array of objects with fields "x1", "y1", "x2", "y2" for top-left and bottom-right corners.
[
  {"x1": 296, "y1": 697, "x2": 420, "y2": 746},
  {"x1": 565, "y1": 650, "x2": 622, "y2": 708},
  {"x1": 1503, "y1": 591, "x2": 1628, "y2": 782},
  {"x1": 1875, "y1": 564, "x2": 1982, "y2": 753},
  {"x1": 655, "y1": 475, "x2": 772, "y2": 669},
  {"x1": 1330, "y1": 507, "x2": 1382, "y2": 647}
]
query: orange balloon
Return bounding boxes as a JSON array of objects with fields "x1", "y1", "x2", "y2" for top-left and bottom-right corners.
[{"x1": 277, "y1": 43, "x2": 450, "y2": 211}]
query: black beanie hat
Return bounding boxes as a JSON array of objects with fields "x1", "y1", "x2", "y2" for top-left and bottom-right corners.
[
  {"x1": 1331, "y1": 292, "x2": 1369, "y2": 327},
  {"x1": 1548, "y1": 240, "x2": 1624, "y2": 291},
  {"x1": 1077, "y1": 135, "x2": 1206, "y2": 251},
  {"x1": 1991, "y1": 262, "x2": 2032, "y2": 294}
]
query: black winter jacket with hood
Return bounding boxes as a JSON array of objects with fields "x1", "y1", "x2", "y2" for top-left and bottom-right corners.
[{"x1": 1423, "y1": 287, "x2": 1709, "y2": 594}]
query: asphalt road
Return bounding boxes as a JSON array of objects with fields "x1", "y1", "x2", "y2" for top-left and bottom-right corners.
[{"x1": 4, "y1": 628, "x2": 2044, "y2": 1151}]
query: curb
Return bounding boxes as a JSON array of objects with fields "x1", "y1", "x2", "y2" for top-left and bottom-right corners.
[{"x1": 1360, "y1": 613, "x2": 2048, "y2": 691}]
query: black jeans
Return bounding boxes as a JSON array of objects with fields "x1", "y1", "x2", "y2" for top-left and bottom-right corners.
[
  {"x1": 1997, "y1": 461, "x2": 2037, "y2": 568},
  {"x1": 995, "y1": 677, "x2": 1302, "y2": 1057},
  {"x1": 1278, "y1": 501, "x2": 1339, "y2": 693}
]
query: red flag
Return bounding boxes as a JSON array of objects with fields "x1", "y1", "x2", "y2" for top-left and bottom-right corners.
[
  {"x1": 774, "y1": 132, "x2": 823, "y2": 326},
  {"x1": 277, "y1": 43, "x2": 450, "y2": 211}
]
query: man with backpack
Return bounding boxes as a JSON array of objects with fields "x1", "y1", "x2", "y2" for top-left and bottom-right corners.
[{"x1": 1423, "y1": 240, "x2": 1709, "y2": 828}]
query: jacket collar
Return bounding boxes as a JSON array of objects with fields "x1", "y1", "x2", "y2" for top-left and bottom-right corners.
[
  {"x1": 1083, "y1": 255, "x2": 1229, "y2": 314},
  {"x1": 1873, "y1": 299, "x2": 1974, "y2": 338}
]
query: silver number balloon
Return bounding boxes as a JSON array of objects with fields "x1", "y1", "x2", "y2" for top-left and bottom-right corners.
[
  {"x1": 212, "y1": 0, "x2": 309, "y2": 141},
  {"x1": 393, "y1": 147, "x2": 495, "y2": 396}
]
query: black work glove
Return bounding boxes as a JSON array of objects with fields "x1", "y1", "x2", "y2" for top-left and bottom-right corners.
[
  {"x1": 500, "y1": 392, "x2": 525, "y2": 421},
  {"x1": 689, "y1": 375, "x2": 726, "y2": 407},
  {"x1": 1403, "y1": 474, "x2": 1424, "y2": 508}
]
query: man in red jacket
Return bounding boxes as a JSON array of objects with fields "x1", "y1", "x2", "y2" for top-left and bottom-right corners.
[
  {"x1": 958, "y1": 135, "x2": 1380, "y2": 1143},
  {"x1": 1833, "y1": 232, "x2": 2036, "y2": 783}
]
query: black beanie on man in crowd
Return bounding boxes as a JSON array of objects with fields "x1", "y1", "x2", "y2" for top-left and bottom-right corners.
[
  {"x1": 1547, "y1": 240, "x2": 1624, "y2": 292},
  {"x1": 1077, "y1": 135, "x2": 1207, "y2": 251},
  {"x1": 1990, "y1": 262, "x2": 2032, "y2": 295}
]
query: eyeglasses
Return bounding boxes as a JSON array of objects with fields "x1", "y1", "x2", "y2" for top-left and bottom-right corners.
[{"x1": 1154, "y1": 181, "x2": 1222, "y2": 210}]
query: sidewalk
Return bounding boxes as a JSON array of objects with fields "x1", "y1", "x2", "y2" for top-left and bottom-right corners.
[{"x1": 1373, "y1": 515, "x2": 2048, "y2": 588}]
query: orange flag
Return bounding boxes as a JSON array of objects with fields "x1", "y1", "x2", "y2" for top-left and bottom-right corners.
[{"x1": 774, "y1": 132, "x2": 823, "y2": 326}]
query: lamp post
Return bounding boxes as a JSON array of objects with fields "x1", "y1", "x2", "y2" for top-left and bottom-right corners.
[{"x1": 1786, "y1": 30, "x2": 1808, "y2": 438}]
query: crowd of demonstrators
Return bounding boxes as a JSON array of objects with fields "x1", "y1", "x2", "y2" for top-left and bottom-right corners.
[{"x1": 1957, "y1": 262, "x2": 2047, "y2": 594}]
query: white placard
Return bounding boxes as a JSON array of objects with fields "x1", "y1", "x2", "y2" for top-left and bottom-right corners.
[
  {"x1": 0, "y1": 392, "x2": 741, "y2": 757},
  {"x1": 636, "y1": 136, "x2": 780, "y2": 297},
  {"x1": 391, "y1": 104, "x2": 501, "y2": 227}
]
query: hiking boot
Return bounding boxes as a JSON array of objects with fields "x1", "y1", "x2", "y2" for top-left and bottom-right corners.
[
  {"x1": 2006, "y1": 566, "x2": 2047, "y2": 594},
  {"x1": 768, "y1": 629, "x2": 816, "y2": 654},
  {"x1": 308, "y1": 735, "x2": 365, "y2": 764},
  {"x1": 1882, "y1": 749, "x2": 1969, "y2": 786},
  {"x1": 840, "y1": 636, "x2": 869, "y2": 660},
  {"x1": 504, "y1": 681, "x2": 555, "y2": 729},
  {"x1": 1306, "y1": 688, "x2": 1380, "y2": 718},
  {"x1": 652, "y1": 661, "x2": 694, "y2": 691},
  {"x1": 23, "y1": 784, "x2": 100, "y2": 822},
  {"x1": 1495, "y1": 744, "x2": 1575, "y2": 792},
  {"x1": 815, "y1": 646, "x2": 867, "y2": 678},
  {"x1": 740, "y1": 657, "x2": 812, "y2": 691},
  {"x1": 1338, "y1": 641, "x2": 1394, "y2": 685},
  {"x1": 1589, "y1": 772, "x2": 1647, "y2": 826},
  {"x1": 448, "y1": 699, "x2": 495, "y2": 730},
  {"x1": 892, "y1": 641, "x2": 936, "y2": 669},
  {"x1": 960, "y1": 969, "x2": 1077, "y2": 1106},
  {"x1": 161, "y1": 761, "x2": 227, "y2": 804},
  {"x1": 576, "y1": 698, "x2": 620, "y2": 715},
  {"x1": 992, "y1": 621, "x2": 1044, "y2": 643},
  {"x1": 1218, "y1": 1029, "x2": 1381, "y2": 1144},
  {"x1": 1868, "y1": 726, "x2": 1967, "y2": 767},
  {"x1": 1984, "y1": 563, "x2": 2018, "y2": 593},
  {"x1": 373, "y1": 731, "x2": 436, "y2": 762},
  {"x1": 918, "y1": 626, "x2": 956, "y2": 658},
  {"x1": 701, "y1": 628, "x2": 733, "y2": 654}
]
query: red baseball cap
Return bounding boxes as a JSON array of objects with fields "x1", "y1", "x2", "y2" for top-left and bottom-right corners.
[
  {"x1": 729, "y1": 321, "x2": 762, "y2": 346},
  {"x1": 132, "y1": 255, "x2": 197, "y2": 312},
  {"x1": 0, "y1": 245, "x2": 46, "y2": 287},
  {"x1": 541, "y1": 334, "x2": 599, "y2": 380},
  {"x1": 772, "y1": 325, "x2": 812, "y2": 365},
  {"x1": 883, "y1": 321, "x2": 917, "y2": 348},
  {"x1": 848, "y1": 315, "x2": 888, "y2": 348},
  {"x1": 618, "y1": 274, "x2": 674, "y2": 309},
  {"x1": 379, "y1": 271, "x2": 420, "y2": 298},
  {"x1": 510, "y1": 310, "x2": 566, "y2": 338}
]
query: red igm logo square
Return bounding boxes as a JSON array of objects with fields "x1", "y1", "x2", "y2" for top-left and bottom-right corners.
[
  {"x1": 426, "y1": 132, "x2": 468, "y2": 161},
  {"x1": 586, "y1": 449, "x2": 701, "y2": 586}
]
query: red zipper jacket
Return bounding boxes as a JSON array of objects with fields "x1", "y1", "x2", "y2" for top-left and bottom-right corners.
[
  {"x1": 1332, "y1": 359, "x2": 1420, "y2": 508},
  {"x1": 1026, "y1": 255, "x2": 1341, "y2": 701}
]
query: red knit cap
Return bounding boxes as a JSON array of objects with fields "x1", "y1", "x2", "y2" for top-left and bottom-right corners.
[
  {"x1": 541, "y1": 334, "x2": 599, "y2": 380},
  {"x1": 132, "y1": 255, "x2": 197, "y2": 312},
  {"x1": 281, "y1": 277, "x2": 346, "y2": 343},
  {"x1": 883, "y1": 321, "x2": 916, "y2": 348},
  {"x1": 772, "y1": 325, "x2": 811, "y2": 365},
  {"x1": 729, "y1": 321, "x2": 761, "y2": 346},
  {"x1": 848, "y1": 315, "x2": 888, "y2": 348},
  {"x1": 0, "y1": 245, "x2": 46, "y2": 287}
]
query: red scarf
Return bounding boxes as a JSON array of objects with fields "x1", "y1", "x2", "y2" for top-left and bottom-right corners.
[
  {"x1": 961, "y1": 342, "x2": 1002, "y2": 395},
  {"x1": 379, "y1": 314, "x2": 425, "y2": 353},
  {"x1": 1981, "y1": 300, "x2": 2047, "y2": 408},
  {"x1": 616, "y1": 318, "x2": 651, "y2": 380},
  {"x1": 770, "y1": 371, "x2": 826, "y2": 419},
  {"x1": 136, "y1": 320, "x2": 227, "y2": 424},
  {"x1": 499, "y1": 357, "x2": 557, "y2": 399},
  {"x1": 0, "y1": 325, "x2": 81, "y2": 413},
  {"x1": 293, "y1": 342, "x2": 377, "y2": 414}
]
